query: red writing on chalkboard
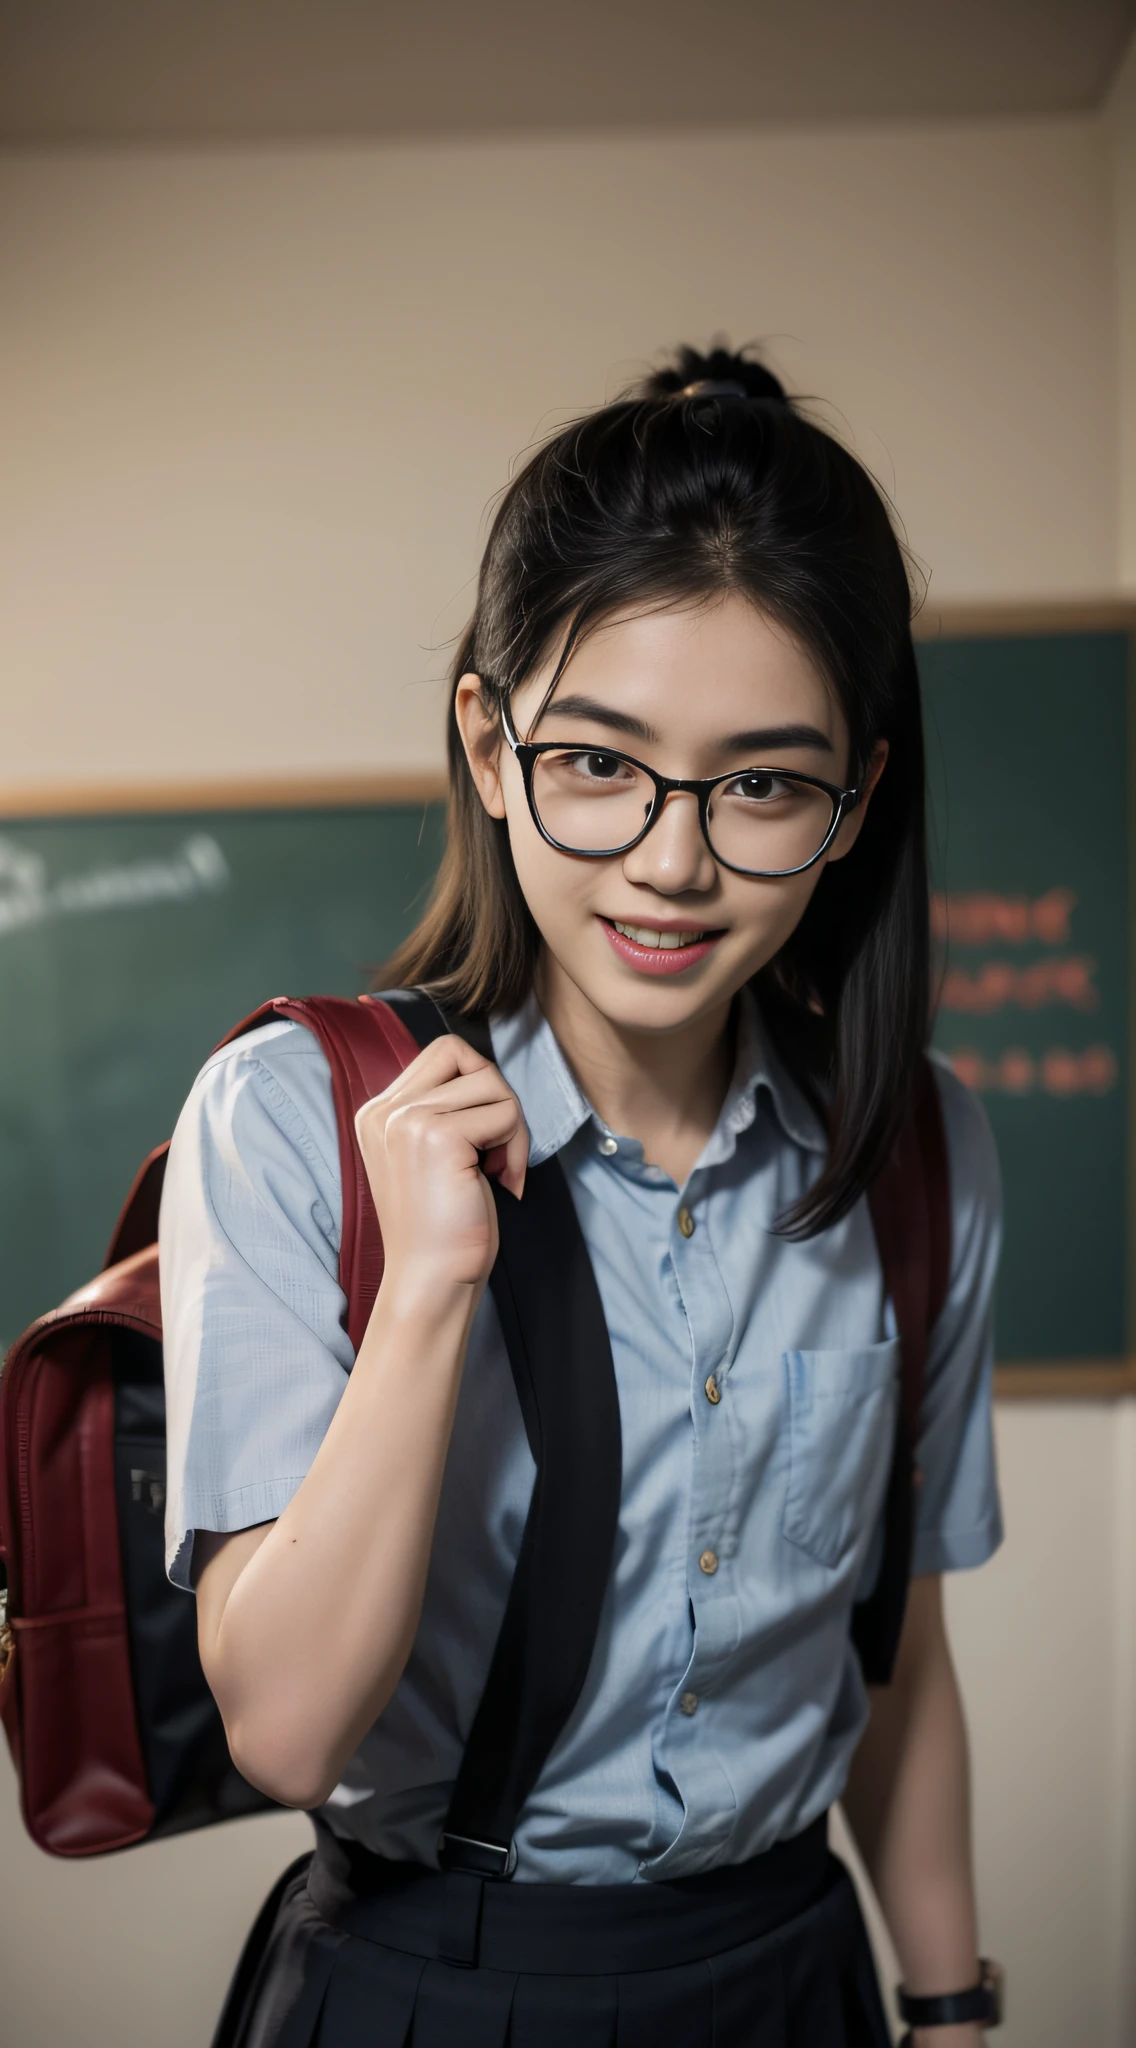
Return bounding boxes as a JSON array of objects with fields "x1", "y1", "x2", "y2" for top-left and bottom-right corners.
[
  {"x1": 931, "y1": 887, "x2": 1075, "y2": 946},
  {"x1": 940, "y1": 956, "x2": 1099, "y2": 1013},
  {"x1": 948, "y1": 1045, "x2": 1118, "y2": 1096}
]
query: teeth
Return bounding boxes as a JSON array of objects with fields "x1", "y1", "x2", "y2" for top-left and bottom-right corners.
[{"x1": 612, "y1": 921, "x2": 706, "y2": 950}]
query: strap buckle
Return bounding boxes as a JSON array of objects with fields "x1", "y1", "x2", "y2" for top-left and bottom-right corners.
[{"x1": 437, "y1": 1831, "x2": 517, "y2": 1879}]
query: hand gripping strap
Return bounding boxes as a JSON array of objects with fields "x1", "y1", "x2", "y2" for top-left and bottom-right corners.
[
  {"x1": 378, "y1": 991, "x2": 624, "y2": 1879},
  {"x1": 854, "y1": 1056, "x2": 951, "y2": 1684}
]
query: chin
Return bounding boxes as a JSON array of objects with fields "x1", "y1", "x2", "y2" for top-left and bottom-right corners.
[{"x1": 584, "y1": 971, "x2": 732, "y2": 1035}]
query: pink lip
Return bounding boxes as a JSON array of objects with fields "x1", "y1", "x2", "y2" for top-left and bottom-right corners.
[{"x1": 598, "y1": 916, "x2": 725, "y2": 976}]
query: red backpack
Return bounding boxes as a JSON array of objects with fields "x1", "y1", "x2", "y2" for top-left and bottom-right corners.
[{"x1": 0, "y1": 991, "x2": 949, "y2": 1859}]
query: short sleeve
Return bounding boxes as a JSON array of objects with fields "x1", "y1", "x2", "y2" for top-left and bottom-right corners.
[
  {"x1": 910, "y1": 1054, "x2": 1005, "y2": 1576},
  {"x1": 158, "y1": 1018, "x2": 350, "y2": 1593}
]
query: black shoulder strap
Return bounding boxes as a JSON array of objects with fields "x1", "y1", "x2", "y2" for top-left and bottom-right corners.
[
  {"x1": 377, "y1": 991, "x2": 623, "y2": 1878},
  {"x1": 853, "y1": 1056, "x2": 951, "y2": 1685}
]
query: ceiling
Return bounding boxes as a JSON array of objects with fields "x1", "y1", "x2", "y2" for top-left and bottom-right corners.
[{"x1": 1, "y1": 0, "x2": 1134, "y2": 146}]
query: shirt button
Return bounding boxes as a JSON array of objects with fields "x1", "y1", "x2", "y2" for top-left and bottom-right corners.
[
  {"x1": 704, "y1": 1375, "x2": 721, "y2": 1405},
  {"x1": 698, "y1": 1549, "x2": 719, "y2": 1575},
  {"x1": 598, "y1": 1135, "x2": 618, "y2": 1156},
  {"x1": 679, "y1": 1691, "x2": 699, "y2": 1716},
  {"x1": 677, "y1": 1206, "x2": 695, "y2": 1237}
]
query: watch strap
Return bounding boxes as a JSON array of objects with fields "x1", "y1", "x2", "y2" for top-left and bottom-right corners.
[{"x1": 896, "y1": 1958, "x2": 1003, "y2": 2028}]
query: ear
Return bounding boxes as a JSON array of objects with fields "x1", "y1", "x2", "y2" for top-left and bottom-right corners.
[
  {"x1": 824, "y1": 739, "x2": 890, "y2": 863},
  {"x1": 454, "y1": 673, "x2": 507, "y2": 820}
]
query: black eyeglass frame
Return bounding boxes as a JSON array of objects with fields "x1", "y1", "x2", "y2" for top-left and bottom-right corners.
[{"x1": 498, "y1": 696, "x2": 862, "y2": 879}]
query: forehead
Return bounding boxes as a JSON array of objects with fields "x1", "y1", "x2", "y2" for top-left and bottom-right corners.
[{"x1": 520, "y1": 595, "x2": 840, "y2": 742}]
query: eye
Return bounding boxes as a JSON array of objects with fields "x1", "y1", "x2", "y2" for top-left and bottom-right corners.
[
  {"x1": 722, "y1": 771, "x2": 801, "y2": 804},
  {"x1": 553, "y1": 750, "x2": 635, "y2": 783}
]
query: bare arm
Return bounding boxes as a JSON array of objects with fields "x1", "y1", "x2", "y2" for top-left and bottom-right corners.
[
  {"x1": 842, "y1": 1574, "x2": 985, "y2": 2048},
  {"x1": 189, "y1": 1033, "x2": 529, "y2": 1811}
]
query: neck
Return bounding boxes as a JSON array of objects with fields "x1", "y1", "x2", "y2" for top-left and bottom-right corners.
[{"x1": 534, "y1": 949, "x2": 738, "y2": 1181}]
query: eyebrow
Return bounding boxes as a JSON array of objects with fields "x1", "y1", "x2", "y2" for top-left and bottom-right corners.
[{"x1": 534, "y1": 693, "x2": 835, "y2": 756}]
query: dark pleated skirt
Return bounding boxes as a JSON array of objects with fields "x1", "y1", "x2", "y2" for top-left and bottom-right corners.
[{"x1": 211, "y1": 1814, "x2": 891, "y2": 2048}]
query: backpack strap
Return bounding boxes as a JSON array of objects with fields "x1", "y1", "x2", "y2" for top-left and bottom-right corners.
[
  {"x1": 212, "y1": 995, "x2": 423, "y2": 1352},
  {"x1": 377, "y1": 990, "x2": 623, "y2": 1882},
  {"x1": 104, "y1": 1145, "x2": 172, "y2": 1268},
  {"x1": 853, "y1": 1055, "x2": 951, "y2": 1684}
]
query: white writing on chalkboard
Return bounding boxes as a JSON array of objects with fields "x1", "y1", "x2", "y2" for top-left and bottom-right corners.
[{"x1": 0, "y1": 834, "x2": 230, "y2": 937}]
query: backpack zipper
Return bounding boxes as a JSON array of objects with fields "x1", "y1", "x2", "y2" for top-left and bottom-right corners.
[
  {"x1": 13, "y1": 1357, "x2": 35, "y2": 1599},
  {"x1": 0, "y1": 1351, "x2": 19, "y2": 1675},
  {"x1": 1, "y1": 1353, "x2": 34, "y2": 1639}
]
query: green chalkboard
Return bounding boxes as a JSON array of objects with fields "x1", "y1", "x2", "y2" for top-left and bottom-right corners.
[
  {"x1": 0, "y1": 805, "x2": 445, "y2": 1349},
  {"x1": 922, "y1": 632, "x2": 1131, "y2": 1364},
  {"x1": 0, "y1": 629, "x2": 1130, "y2": 1369}
]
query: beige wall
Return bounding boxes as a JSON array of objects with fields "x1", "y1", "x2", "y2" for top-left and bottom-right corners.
[
  {"x1": 836, "y1": 1401, "x2": 1136, "y2": 2048},
  {"x1": 1, "y1": 93, "x2": 1134, "y2": 2048},
  {"x1": 0, "y1": 113, "x2": 1118, "y2": 794}
]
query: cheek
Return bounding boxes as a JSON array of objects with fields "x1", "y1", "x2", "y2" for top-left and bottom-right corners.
[
  {"x1": 728, "y1": 869, "x2": 826, "y2": 966},
  {"x1": 776, "y1": 870, "x2": 825, "y2": 930},
  {"x1": 505, "y1": 792, "x2": 594, "y2": 921}
]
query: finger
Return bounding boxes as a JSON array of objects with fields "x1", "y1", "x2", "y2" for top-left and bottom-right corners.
[
  {"x1": 480, "y1": 1124, "x2": 528, "y2": 1201},
  {"x1": 358, "y1": 1034, "x2": 530, "y2": 1199},
  {"x1": 480, "y1": 1141, "x2": 508, "y2": 1183},
  {"x1": 432, "y1": 1081, "x2": 531, "y2": 1199},
  {"x1": 413, "y1": 1060, "x2": 529, "y2": 1199},
  {"x1": 360, "y1": 1070, "x2": 525, "y2": 1149},
  {"x1": 372, "y1": 1031, "x2": 495, "y2": 1104},
  {"x1": 402, "y1": 1067, "x2": 522, "y2": 1118},
  {"x1": 388, "y1": 1097, "x2": 525, "y2": 1161},
  {"x1": 421, "y1": 1076, "x2": 530, "y2": 1198}
]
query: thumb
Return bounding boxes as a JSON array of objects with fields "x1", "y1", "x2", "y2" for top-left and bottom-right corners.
[{"x1": 478, "y1": 1138, "x2": 526, "y2": 1200}]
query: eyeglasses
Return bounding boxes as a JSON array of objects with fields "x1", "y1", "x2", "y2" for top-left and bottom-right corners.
[{"x1": 499, "y1": 697, "x2": 861, "y2": 878}]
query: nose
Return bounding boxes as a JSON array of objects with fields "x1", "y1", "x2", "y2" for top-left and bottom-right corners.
[{"x1": 619, "y1": 789, "x2": 718, "y2": 895}]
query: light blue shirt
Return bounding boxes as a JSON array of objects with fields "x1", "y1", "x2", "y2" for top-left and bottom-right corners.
[{"x1": 159, "y1": 984, "x2": 1002, "y2": 1883}]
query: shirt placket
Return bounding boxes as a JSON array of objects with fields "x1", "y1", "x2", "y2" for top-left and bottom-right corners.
[{"x1": 646, "y1": 1167, "x2": 744, "y2": 1874}]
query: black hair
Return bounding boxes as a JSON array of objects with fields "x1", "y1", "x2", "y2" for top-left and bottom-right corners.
[{"x1": 382, "y1": 341, "x2": 929, "y2": 1236}]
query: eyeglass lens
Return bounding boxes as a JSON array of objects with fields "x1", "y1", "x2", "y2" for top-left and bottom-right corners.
[{"x1": 530, "y1": 749, "x2": 837, "y2": 871}]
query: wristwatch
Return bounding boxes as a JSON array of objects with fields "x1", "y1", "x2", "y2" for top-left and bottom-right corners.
[{"x1": 897, "y1": 1956, "x2": 1004, "y2": 2032}]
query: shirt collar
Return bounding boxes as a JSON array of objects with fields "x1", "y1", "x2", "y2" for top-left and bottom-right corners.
[{"x1": 488, "y1": 981, "x2": 826, "y2": 1172}]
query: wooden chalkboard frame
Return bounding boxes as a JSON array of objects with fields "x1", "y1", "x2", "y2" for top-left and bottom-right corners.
[{"x1": 2, "y1": 600, "x2": 1133, "y2": 1399}]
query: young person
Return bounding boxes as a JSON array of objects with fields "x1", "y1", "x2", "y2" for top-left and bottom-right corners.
[{"x1": 160, "y1": 345, "x2": 1004, "y2": 2048}]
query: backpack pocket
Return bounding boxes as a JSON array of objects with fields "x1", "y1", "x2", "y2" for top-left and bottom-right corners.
[{"x1": 781, "y1": 1341, "x2": 900, "y2": 1570}]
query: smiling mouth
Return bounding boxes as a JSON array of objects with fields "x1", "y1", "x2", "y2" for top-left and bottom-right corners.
[{"x1": 600, "y1": 917, "x2": 727, "y2": 951}]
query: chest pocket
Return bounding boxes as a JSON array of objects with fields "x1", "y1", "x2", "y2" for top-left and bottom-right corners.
[{"x1": 781, "y1": 1340, "x2": 900, "y2": 1570}]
